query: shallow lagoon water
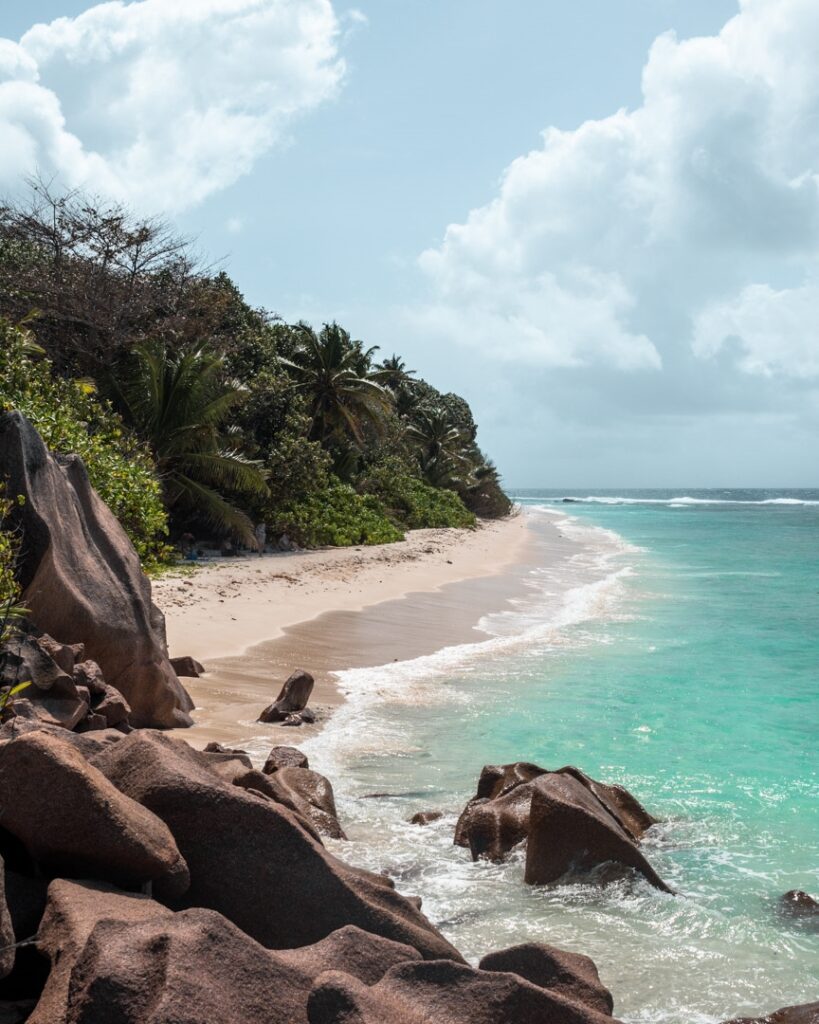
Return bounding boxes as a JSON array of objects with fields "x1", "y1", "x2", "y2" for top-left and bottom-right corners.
[{"x1": 302, "y1": 491, "x2": 819, "y2": 1024}]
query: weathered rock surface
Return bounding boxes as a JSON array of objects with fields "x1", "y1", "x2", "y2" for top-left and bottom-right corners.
[
  {"x1": 0, "y1": 411, "x2": 193, "y2": 729},
  {"x1": 30, "y1": 880, "x2": 173, "y2": 1024},
  {"x1": 721, "y1": 1003, "x2": 819, "y2": 1024},
  {"x1": 258, "y1": 669, "x2": 315, "y2": 723},
  {"x1": 455, "y1": 762, "x2": 668, "y2": 892},
  {"x1": 306, "y1": 958, "x2": 621, "y2": 1024},
  {"x1": 242, "y1": 765, "x2": 347, "y2": 840},
  {"x1": 525, "y1": 772, "x2": 670, "y2": 892},
  {"x1": 63, "y1": 910, "x2": 420, "y2": 1024},
  {"x1": 0, "y1": 731, "x2": 189, "y2": 897},
  {"x1": 264, "y1": 745, "x2": 309, "y2": 773},
  {"x1": 170, "y1": 656, "x2": 205, "y2": 678},
  {"x1": 89, "y1": 731, "x2": 463, "y2": 960},
  {"x1": 479, "y1": 943, "x2": 614, "y2": 1016},
  {"x1": 0, "y1": 861, "x2": 15, "y2": 981}
]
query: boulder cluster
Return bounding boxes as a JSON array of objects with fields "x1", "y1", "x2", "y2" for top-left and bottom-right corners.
[
  {"x1": 454, "y1": 761, "x2": 672, "y2": 892},
  {"x1": 0, "y1": 412, "x2": 814, "y2": 1024}
]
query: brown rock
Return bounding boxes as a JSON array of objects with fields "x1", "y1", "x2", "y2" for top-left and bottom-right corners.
[
  {"x1": 204, "y1": 741, "x2": 249, "y2": 757},
  {"x1": 454, "y1": 762, "x2": 547, "y2": 852},
  {"x1": 7, "y1": 695, "x2": 88, "y2": 731},
  {"x1": 29, "y1": 879, "x2": 173, "y2": 1024},
  {"x1": 409, "y1": 811, "x2": 443, "y2": 826},
  {"x1": 525, "y1": 772, "x2": 671, "y2": 892},
  {"x1": 721, "y1": 1003, "x2": 819, "y2": 1024},
  {"x1": 90, "y1": 731, "x2": 462, "y2": 960},
  {"x1": 0, "y1": 411, "x2": 194, "y2": 729},
  {"x1": 0, "y1": 731, "x2": 189, "y2": 897},
  {"x1": 263, "y1": 745, "x2": 309, "y2": 773},
  {"x1": 258, "y1": 669, "x2": 315, "y2": 723},
  {"x1": 479, "y1": 943, "x2": 614, "y2": 1016},
  {"x1": 235, "y1": 766, "x2": 346, "y2": 840},
  {"x1": 0, "y1": 860, "x2": 15, "y2": 980},
  {"x1": 71, "y1": 661, "x2": 106, "y2": 696},
  {"x1": 34, "y1": 635, "x2": 78, "y2": 676},
  {"x1": 91, "y1": 683, "x2": 131, "y2": 728},
  {"x1": 0, "y1": 635, "x2": 79, "y2": 701},
  {"x1": 169, "y1": 655, "x2": 205, "y2": 678},
  {"x1": 455, "y1": 762, "x2": 668, "y2": 891},
  {"x1": 47, "y1": 892, "x2": 418, "y2": 1024},
  {"x1": 306, "y1": 958, "x2": 621, "y2": 1024}
]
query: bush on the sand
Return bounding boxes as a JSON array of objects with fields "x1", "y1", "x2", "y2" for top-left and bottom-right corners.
[
  {"x1": 272, "y1": 480, "x2": 403, "y2": 548},
  {"x1": 362, "y1": 461, "x2": 476, "y2": 529},
  {"x1": 0, "y1": 320, "x2": 171, "y2": 569}
]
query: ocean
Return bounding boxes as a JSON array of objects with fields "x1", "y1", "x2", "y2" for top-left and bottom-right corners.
[{"x1": 302, "y1": 490, "x2": 819, "y2": 1024}]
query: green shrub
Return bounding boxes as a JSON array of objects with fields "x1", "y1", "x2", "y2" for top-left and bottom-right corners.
[
  {"x1": 0, "y1": 320, "x2": 171, "y2": 568},
  {"x1": 273, "y1": 479, "x2": 403, "y2": 548},
  {"x1": 362, "y1": 460, "x2": 476, "y2": 529}
]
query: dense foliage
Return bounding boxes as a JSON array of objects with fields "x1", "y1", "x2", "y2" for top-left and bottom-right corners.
[
  {"x1": 0, "y1": 489, "x2": 19, "y2": 607},
  {"x1": 0, "y1": 320, "x2": 170, "y2": 567},
  {"x1": 0, "y1": 182, "x2": 511, "y2": 569}
]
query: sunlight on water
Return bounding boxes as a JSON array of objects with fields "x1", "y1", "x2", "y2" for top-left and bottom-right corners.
[{"x1": 299, "y1": 493, "x2": 819, "y2": 1024}]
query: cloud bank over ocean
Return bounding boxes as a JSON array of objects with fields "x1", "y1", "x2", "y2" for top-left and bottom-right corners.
[{"x1": 417, "y1": 0, "x2": 819, "y2": 386}]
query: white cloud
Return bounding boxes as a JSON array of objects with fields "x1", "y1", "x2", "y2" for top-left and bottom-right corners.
[
  {"x1": 416, "y1": 0, "x2": 819, "y2": 378},
  {"x1": 0, "y1": 0, "x2": 345, "y2": 212},
  {"x1": 694, "y1": 281, "x2": 819, "y2": 378}
]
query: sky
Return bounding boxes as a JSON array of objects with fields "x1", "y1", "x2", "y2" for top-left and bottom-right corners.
[{"x1": 1, "y1": 0, "x2": 818, "y2": 488}]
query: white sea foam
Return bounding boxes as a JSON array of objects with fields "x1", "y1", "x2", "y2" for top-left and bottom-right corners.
[
  {"x1": 303, "y1": 507, "x2": 640, "y2": 769},
  {"x1": 547, "y1": 495, "x2": 819, "y2": 507}
]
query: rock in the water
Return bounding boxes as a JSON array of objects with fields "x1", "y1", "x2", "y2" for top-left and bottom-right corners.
[
  {"x1": 409, "y1": 811, "x2": 443, "y2": 826},
  {"x1": 307, "y1": 958, "x2": 621, "y2": 1024},
  {"x1": 0, "y1": 411, "x2": 194, "y2": 729},
  {"x1": 170, "y1": 655, "x2": 205, "y2": 678},
  {"x1": 258, "y1": 669, "x2": 315, "y2": 723},
  {"x1": 525, "y1": 771, "x2": 670, "y2": 892},
  {"x1": 479, "y1": 943, "x2": 614, "y2": 1016},
  {"x1": 35, "y1": 879, "x2": 419, "y2": 1024},
  {"x1": 204, "y1": 741, "x2": 249, "y2": 757},
  {"x1": 0, "y1": 731, "x2": 189, "y2": 897},
  {"x1": 721, "y1": 1003, "x2": 819, "y2": 1024},
  {"x1": 779, "y1": 890, "x2": 819, "y2": 919},
  {"x1": 263, "y1": 745, "x2": 309, "y2": 773},
  {"x1": 455, "y1": 762, "x2": 668, "y2": 892},
  {"x1": 236, "y1": 766, "x2": 347, "y2": 840},
  {"x1": 89, "y1": 731, "x2": 462, "y2": 960}
]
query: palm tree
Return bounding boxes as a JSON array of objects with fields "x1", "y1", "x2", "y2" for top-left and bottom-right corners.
[
  {"x1": 374, "y1": 354, "x2": 416, "y2": 391},
  {"x1": 280, "y1": 323, "x2": 393, "y2": 446},
  {"x1": 406, "y1": 407, "x2": 475, "y2": 488},
  {"x1": 111, "y1": 340, "x2": 268, "y2": 542}
]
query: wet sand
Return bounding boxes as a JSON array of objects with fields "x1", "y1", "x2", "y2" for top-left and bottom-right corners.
[{"x1": 152, "y1": 512, "x2": 571, "y2": 752}]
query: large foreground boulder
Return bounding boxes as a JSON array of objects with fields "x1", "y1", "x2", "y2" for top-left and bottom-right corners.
[
  {"x1": 455, "y1": 763, "x2": 669, "y2": 892},
  {"x1": 307, "y1": 958, "x2": 621, "y2": 1024},
  {"x1": 89, "y1": 731, "x2": 462, "y2": 961},
  {"x1": 722, "y1": 1003, "x2": 819, "y2": 1024},
  {"x1": 0, "y1": 411, "x2": 193, "y2": 729},
  {"x1": 0, "y1": 731, "x2": 189, "y2": 898},
  {"x1": 33, "y1": 880, "x2": 420, "y2": 1024}
]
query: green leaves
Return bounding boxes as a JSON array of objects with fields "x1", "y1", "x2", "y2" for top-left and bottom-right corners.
[{"x1": 0, "y1": 320, "x2": 171, "y2": 567}]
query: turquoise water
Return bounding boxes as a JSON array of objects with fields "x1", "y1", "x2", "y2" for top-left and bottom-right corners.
[{"x1": 301, "y1": 492, "x2": 819, "y2": 1023}]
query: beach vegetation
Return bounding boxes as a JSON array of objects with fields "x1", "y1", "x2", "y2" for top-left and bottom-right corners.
[{"x1": 0, "y1": 182, "x2": 511, "y2": 570}]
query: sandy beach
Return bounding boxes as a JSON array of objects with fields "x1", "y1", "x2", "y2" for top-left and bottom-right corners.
[{"x1": 152, "y1": 512, "x2": 547, "y2": 749}]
